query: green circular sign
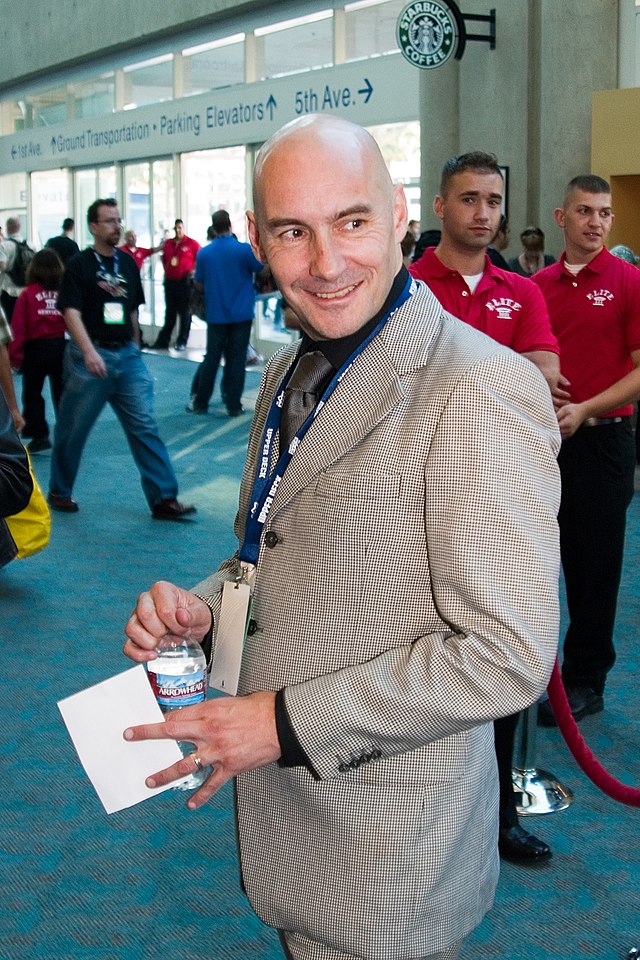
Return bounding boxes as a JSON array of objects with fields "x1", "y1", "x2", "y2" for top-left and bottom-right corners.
[{"x1": 396, "y1": 1, "x2": 461, "y2": 70}]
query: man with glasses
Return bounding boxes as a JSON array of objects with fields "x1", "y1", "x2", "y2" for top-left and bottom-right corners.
[{"x1": 48, "y1": 198, "x2": 195, "y2": 521}]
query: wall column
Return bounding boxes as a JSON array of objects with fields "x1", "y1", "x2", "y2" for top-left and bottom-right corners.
[{"x1": 419, "y1": 58, "x2": 460, "y2": 229}]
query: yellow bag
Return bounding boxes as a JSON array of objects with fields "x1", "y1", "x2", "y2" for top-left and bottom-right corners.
[{"x1": 6, "y1": 450, "x2": 51, "y2": 559}]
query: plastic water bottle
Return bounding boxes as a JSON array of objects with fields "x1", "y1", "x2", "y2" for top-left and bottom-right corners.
[{"x1": 146, "y1": 635, "x2": 209, "y2": 791}]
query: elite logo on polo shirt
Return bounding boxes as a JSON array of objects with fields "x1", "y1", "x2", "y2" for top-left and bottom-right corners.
[
  {"x1": 35, "y1": 290, "x2": 59, "y2": 313},
  {"x1": 397, "y1": 1, "x2": 459, "y2": 68},
  {"x1": 485, "y1": 297, "x2": 522, "y2": 320},
  {"x1": 586, "y1": 289, "x2": 614, "y2": 306}
]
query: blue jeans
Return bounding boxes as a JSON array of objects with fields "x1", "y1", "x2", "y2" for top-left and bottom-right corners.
[
  {"x1": 50, "y1": 342, "x2": 179, "y2": 508},
  {"x1": 190, "y1": 320, "x2": 252, "y2": 413}
]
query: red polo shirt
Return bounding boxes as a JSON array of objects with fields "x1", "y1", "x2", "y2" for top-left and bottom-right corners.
[
  {"x1": 162, "y1": 235, "x2": 200, "y2": 281},
  {"x1": 119, "y1": 244, "x2": 154, "y2": 271},
  {"x1": 9, "y1": 283, "x2": 66, "y2": 367},
  {"x1": 410, "y1": 247, "x2": 559, "y2": 355},
  {"x1": 533, "y1": 247, "x2": 640, "y2": 417}
]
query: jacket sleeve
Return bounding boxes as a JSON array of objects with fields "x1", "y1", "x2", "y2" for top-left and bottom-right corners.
[{"x1": 281, "y1": 354, "x2": 561, "y2": 780}]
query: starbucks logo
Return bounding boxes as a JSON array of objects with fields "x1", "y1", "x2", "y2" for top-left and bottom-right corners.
[{"x1": 397, "y1": 1, "x2": 462, "y2": 69}]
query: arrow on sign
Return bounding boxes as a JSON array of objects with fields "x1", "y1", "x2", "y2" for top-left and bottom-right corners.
[
  {"x1": 358, "y1": 78, "x2": 373, "y2": 104},
  {"x1": 266, "y1": 95, "x2": 277, "y2": 120}
]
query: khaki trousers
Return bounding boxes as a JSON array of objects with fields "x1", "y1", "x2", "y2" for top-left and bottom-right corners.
[{"x1": 278, "y1": 930, "x2": 463, "y2": 960}]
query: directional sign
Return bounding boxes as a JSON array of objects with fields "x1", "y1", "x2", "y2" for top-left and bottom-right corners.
[{"x1": 0, "y1": 55, "x2": 418, "y2": 173}]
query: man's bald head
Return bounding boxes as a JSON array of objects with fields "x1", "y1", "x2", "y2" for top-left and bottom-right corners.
[
  {"x1": 246, "y1": 114, "x2": 408, "y2": 342},
  {"x1": 252, "y1": 115, "x2": 394, "y2": 224}
]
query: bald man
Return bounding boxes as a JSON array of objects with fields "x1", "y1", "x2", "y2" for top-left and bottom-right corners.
[{"x1": 123, "y1": 115, "x2": 560, "y2": 960}]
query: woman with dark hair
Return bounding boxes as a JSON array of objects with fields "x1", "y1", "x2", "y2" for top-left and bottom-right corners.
[
  {"x1": 508, "y1": 226, "x2": 556, "y2": 276},
  {"x1": 8, "y1": 248, "x2": 66, "y2": 452}
]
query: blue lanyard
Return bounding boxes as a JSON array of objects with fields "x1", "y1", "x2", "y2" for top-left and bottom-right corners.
[
  {"x1": 239, "y1": 274, "x2": 413, "y2": 565},
  {"x1": 92, "y1": 248, "x2": 119, "y2": 281}
]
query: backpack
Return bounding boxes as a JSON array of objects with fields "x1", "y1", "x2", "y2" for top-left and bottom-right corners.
[{"x1": 6, "y1": 238, "x2": 35, "y2": 287}]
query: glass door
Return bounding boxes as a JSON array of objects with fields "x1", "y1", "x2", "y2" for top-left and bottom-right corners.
[
  {"x1": 73, "y1": 166, "x2": 116, "y2": 248},
  {"x1": 30, "y1": 169, "x2": 70, "y2": 249},
  {"x1": 149, "y1": 159, "x2": 176, "y2": 339},
  {"x1": 123, "y1": 162, "x2": 154, "y2": 334}
]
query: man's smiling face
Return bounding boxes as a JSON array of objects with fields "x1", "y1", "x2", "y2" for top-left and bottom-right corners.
[{"x1": 247, "y1": 118, "x2": 407, "y2": 341}]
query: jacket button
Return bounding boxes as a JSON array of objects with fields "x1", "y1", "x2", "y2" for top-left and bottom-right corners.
[
  {"x1": 265, "y1": 531, "x2": 279, "y2": 548},
  {"x1": 247, "y1": 619, "x2": 257, "y2": 636}
]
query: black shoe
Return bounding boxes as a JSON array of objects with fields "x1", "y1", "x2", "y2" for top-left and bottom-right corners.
[
  {"x1": 174, "y1": 342, "x2": 187, "y2": 352},
  {"x1": 186, "y1": 397, "x2": 207, "y2": 414},
  {"x1": 47, "y1": 492, "x2": 79, "y2": 513},
  {"x1": 227, "y1": 405, "x2": 245, "y2": 417},
  {"x1": 27, "y1": 437, "x2": 52, "y2": 453},
  {"x1": 152, "y1": 341, "x2": 169, "y2": 350},
  {"x1": 538, "y1": 685, "x2": 604, "y2": 727},
  {"x1": 152, "y1": 499, "x2": 196, "y2": 521},
  {"x1": 499, "y1": 824, "x2": 552, "y2": 862}
]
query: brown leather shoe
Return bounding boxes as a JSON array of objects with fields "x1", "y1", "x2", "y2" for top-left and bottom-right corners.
[
  {"x1": 47, "y1": 493, "x2": 79, "y2": 513},
  {"x1": 152, "y1": 499, "x2": 196, "y2": 521}
]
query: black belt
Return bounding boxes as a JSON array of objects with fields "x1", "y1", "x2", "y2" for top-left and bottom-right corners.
[
  {"x1": 583, "y1": 416, "x2": 628, "y2": 427},
  {"x1": 93, "y1": 339, "x2": 129, "y2": 350}
]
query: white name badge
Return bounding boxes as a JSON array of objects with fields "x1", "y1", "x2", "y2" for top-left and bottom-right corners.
[
  {"x1": 103, "y1": 302, "x2": 126, "y2": 325},
  {"x1": 209, "y1": 580, "x2": 252, "y2": 697}
]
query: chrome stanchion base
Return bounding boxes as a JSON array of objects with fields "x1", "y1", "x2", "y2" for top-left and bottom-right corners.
[{"x1": 513, "y1": 766, "x2": 574, "y2": 815}]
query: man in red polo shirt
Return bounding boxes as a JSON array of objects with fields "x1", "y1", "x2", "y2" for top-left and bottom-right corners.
[
  {"x1": 119, "y1": 229, "x2": 163, "y2": 273},
  {"x1": 410, "y1": 154, "x2": 563, "y2": 397},
  {"x1": 410, "y1": 151, "x2": 563, "y2": 866},
  {"x1": 534, "y1": 175, "x2": 640, "y2": 728},
  {"x1": 153, "y1": 219, "x2": 200, "y2": 351}
]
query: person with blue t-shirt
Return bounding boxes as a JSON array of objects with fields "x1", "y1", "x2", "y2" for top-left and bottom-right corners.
[{"x1": 187, "y1": 210, "x2": 264, "y2": 417}]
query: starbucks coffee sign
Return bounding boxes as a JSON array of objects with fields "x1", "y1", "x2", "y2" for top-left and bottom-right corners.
[{"x1": 396, "y1": 0, "x2": 495, "y2": 70}]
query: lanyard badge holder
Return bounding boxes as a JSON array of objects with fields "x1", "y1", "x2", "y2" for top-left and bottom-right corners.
[{"x1": 209, "y1": 563, "x2": 254, "y2": 696}]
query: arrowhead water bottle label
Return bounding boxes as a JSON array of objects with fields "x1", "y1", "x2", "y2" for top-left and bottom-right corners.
[{"x1": 148, "y1": 669, "x2": 206, "y2": 709}]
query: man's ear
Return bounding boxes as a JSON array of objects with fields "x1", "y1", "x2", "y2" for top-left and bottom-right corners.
[
  {"x1": 433, "y1": 195, "x2": 444, "y2": 222},
  {"x1": 246, "y1": 211, "x2": 265, "y2": 263},
  {"x1": 553, "y1": 207, "x2": 565, "y2": 229},
  {"x1": 392, "y1": 184, "x2": 409, "y2": 241}
]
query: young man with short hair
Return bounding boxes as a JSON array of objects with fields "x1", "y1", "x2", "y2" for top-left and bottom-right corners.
[
  {"x1": 410, "y1": 151, "x2": 563, "y2": 863},
  {"x1": 534, "y1": 175, "x2": 640, "y2": 725}
]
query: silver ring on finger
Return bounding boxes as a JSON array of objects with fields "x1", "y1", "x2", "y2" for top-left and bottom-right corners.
[{"x1": 192, "y1": 753, "x2": 203, "y2": 772}]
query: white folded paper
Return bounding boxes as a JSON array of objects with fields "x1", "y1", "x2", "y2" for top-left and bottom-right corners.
[{"x1": 58, "y1": 664, "x2": 188, "y2": 814}]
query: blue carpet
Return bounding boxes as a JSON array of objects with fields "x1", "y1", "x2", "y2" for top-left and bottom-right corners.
[{"x1": 1, "y1": 352, "x2": 638, "y2": 959}]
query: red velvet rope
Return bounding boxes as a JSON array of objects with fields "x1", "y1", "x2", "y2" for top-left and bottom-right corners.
[{"x1": 547, "y1": 659, "x2": 640, "y2": 807}]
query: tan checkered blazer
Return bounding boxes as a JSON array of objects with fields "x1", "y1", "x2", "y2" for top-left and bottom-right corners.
[{"x1": 196, "y1": 280, "x2": 561, "y2": 958}]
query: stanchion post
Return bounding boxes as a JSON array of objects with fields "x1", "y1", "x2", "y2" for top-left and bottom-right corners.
[{"x1": 512, "y1": 703, "x2": 574, "y2": 815}]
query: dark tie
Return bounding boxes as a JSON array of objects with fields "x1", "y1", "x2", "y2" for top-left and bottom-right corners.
[{"x1": 279, "y1": 350, "x2": 334, "y2": 452}]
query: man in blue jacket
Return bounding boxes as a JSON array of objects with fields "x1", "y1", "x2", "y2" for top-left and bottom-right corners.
[{"x1": 187, "y1": 209, "x2": 264, "y2": 417}]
